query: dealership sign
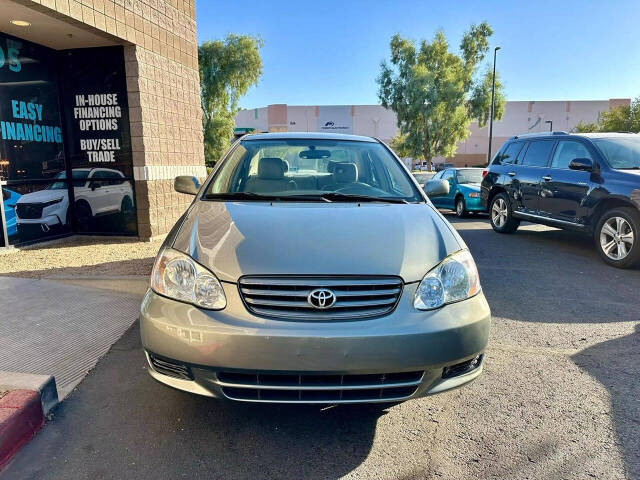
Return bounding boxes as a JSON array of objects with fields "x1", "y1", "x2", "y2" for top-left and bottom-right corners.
[{"x1": 317, "y1": 106, "x2": 353, "y2": 134}]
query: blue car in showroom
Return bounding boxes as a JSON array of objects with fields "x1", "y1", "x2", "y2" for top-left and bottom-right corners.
[
  {"x1": 424, "y1": 168, "x2": 485, "y2": 217},
  {"x1": 2, "y1": 187, "x2": 21, "y2": 238}
]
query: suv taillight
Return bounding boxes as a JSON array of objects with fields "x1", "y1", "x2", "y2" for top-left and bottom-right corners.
[{"x1": 482, "y1": 169, "x2": 488, "y2": 178}]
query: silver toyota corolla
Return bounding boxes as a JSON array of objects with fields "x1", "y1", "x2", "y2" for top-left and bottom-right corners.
[{"x1": 140, "y1": 132, "x2": 491, "y2": 404}]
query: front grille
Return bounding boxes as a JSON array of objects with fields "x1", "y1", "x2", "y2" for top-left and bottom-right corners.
[
  {"x1": 238, "y1": 276, "x2": 403, "y2": 321},
  {"x1": 16, "y1": 203, "x2": 44, "y2": 219},
  {"x1": 217, "y1": 370, "x2": 423, "y2": 403},
  {"x1": 148, "y1": 353, "x2": 193, "y2": 380}
]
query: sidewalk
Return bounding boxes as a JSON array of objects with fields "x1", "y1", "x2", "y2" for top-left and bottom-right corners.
[{"x1": 0, "y1": 275, "x2": 146, "y2": 399}]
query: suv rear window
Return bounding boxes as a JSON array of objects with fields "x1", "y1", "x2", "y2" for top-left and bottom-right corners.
[
  {"x1": 520, "y1": 141, "x2": 554, "y2": 167},
  {"x1": 493, "y1": 142, "x2": 523, "y2": 165}
]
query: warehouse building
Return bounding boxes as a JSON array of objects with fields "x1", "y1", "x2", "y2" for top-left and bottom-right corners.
[
  {"x1": 235, "y1": 99, "x2": 631, "y2": 169},
  {"x1": 0, "y1": 0, "x2": 206, "y2": 248}
]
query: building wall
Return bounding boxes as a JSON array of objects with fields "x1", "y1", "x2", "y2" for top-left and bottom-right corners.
[
  {"x1": 236, "y1": 99, "x2": 631, "y2": 167},
  {"x1": 21, "y1": 0, "x2": 205, "y2": 238}
]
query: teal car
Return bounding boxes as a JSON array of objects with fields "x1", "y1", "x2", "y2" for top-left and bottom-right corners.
[{"x1": 427, "y1": 168, "x2": 485, "y2": 217}]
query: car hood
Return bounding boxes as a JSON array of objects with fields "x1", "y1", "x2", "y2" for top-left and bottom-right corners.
[
  {"x1": 16, "y1": 189, "x2": 67, "y2": 204},
  {"x1": 171, "y1": 201, "x2": 463, "y2": 283}
]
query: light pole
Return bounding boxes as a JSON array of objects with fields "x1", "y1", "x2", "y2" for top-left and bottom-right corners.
[
  {"x1": 545, "y1": 120, "x2": 553, "y2": 132},
  {"x1": 487, "y1": 46, "x2": 501, "y2": 166}
]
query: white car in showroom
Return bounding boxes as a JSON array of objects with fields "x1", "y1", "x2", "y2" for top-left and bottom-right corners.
[{"x1": 16, "y1": 167, "x2": 134, "y2": 236}]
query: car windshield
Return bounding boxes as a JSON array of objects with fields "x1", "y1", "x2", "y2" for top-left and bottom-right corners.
[
  {"x1": 48, "y1": 170, "x2": 90, "y2": 189},
  {"x1": 456, "y1": 169, "x2": 483, "y2": 184},
  {"x1": 205, "y1": 139, "x2": 423, "y2": 202},
  {"x1": 593, "y1": 137, "x2": 640, "y2": 169}
]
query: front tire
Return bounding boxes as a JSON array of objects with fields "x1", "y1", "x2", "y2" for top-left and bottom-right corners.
[
  {"x1": 75, "y1": 202, "x2": 93, "y2": 232},
  {"x1": 595, "y1": 207, "x2": 640, "y2": 269},
  {"x1": 489, "y1": 192, "x2": 520, "y2": 234},
  {"x1": 455, "y1": 196, "x2": 468, "y2": 218}
]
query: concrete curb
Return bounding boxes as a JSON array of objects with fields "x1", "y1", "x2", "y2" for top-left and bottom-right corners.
[
  {"x1": 0, "y1": 390, "x2": 44, "y2": 469},
  {"x1": 0, "y1": 372, "x2": 58, "y2": 470},
  {"x1": 0, "y1": 372, "x2": 58, "y2": 415}
]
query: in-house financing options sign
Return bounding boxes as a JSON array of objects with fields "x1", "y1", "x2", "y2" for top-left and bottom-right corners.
[{"x1": 317, "y1": 106, "x2": 353, "y2": 134}]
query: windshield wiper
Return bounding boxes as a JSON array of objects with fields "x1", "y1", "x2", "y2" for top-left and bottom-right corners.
[
  {"x1": 618, "y1": 166, "x2": 640, "y2": 170},
  {"x1": 204, "y1": 192, "x2": 409, "y2": 203},
  {"x1": 204, "y1": 192, "x2": 331, "y2": 202},
  {"x1": 319, "y1": 192, "x2": 409, "y2": 204},
  {"x1": 205, "y1": 192, "x2": 275, "y2": 200}
]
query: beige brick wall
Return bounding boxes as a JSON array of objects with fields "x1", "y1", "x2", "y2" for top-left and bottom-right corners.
[{"x1": 25, "y1": 0, "x2": 204, "y2": 239}]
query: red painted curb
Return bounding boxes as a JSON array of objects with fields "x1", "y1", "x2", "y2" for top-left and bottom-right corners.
[{"x1": 0, "y1": 390, "x2": 44, "y2": 469}]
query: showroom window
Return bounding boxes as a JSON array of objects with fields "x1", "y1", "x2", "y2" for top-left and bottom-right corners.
[{"x1": 0, "y1": 32, "x2": 136, "y2": 246}]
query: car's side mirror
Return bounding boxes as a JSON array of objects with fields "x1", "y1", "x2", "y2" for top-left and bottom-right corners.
[
  {"x1": 90, "y1": 181, "x2": 101, "y2": 191},
  {"x1": 174, "y1": 176, "x2": 200, "y2": 195},
  {"x1": 569, "y1": 157, "x2": 593, "y2": 171},
  {"x1": 424, "y1": 179, "x2": 450, "y2": 197}
]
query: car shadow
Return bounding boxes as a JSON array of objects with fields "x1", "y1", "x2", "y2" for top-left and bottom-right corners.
[
  {"x1": 3, "y1": 323, "x2": 383, "y2": 480},
  {"x1": 572, "y1": 324, "x2": 640, "y2": 479}
]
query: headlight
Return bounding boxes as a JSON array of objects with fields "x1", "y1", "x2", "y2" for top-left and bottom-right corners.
[
  {"x1": 42, "y1": 198, "x2": 64, "y2": 207},
  {"x1": 151, "y1": 248, "x2": 226, "y2": 310},
  {"x1": 467, "y1": 192, "x2": 480, "y2": 198},
  {"x1": 414, "y1": 249, "x2": 481, "y2": 310}
]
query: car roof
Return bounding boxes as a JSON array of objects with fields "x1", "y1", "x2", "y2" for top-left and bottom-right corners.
[
  {"x1": 571, "y1": 132, "x2": 640, "y2": 139},
  {"x1": 241, "y1": 132, "x2": 378, "y2": 143},
  {"x1": 508, "y1": 131, "x2": 639, "y2": 141}
]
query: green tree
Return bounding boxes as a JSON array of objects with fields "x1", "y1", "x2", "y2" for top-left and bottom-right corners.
[
  {"x1": 377, "y1": 23, "x2": 505, "y2": 170},
  {"x1": 574, "y1": 121, "x2": 600, "y2": 133},
  {"x1": 390, "y1": 133, "x2": 419, "y2": 159},
  {"x1": 599, "y1": 99, "x2": 640, "y2": 132},
  {"x1": 574, "y1": 98, "x2": 640, "y2": 133},
  {"x1": 199, "y1": 34, "x2": 263, "y2": 166}
]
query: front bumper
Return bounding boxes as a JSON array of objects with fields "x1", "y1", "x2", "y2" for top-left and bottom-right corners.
[
  {"x1": 465, "y1": 195, "x2": 485, "y2": 212},
  {"x1": 16, "y1": 214, "x2": 64, "y2": 228},
  {"x1": 140, "y1": 283, "x2": 491, "y2": 403}
]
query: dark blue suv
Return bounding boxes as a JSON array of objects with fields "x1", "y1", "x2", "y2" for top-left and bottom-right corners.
[{"x1": 481, "y1": 132, "x2": 640, "y2": 268}]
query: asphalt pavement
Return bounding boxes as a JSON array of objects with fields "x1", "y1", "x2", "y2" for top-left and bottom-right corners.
[{"x1": 2, "y1": 214, "x2": 639, "y2": 480}]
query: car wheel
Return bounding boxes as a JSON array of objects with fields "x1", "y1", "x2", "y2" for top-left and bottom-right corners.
[
  {"x1": 120, "y1": 196, "x2": 135, "y2": 229},
  {"x1": 455, "y1": 196, "x2": 468, "y2": 218},
  {"x1": 75, "y1": 202, "x2": 93, "y2": 232},
  {"x1": 489, "y1": 192, "x2": 520, "y2": 234},
  {"x1": 64, "y1": 208, "x2": 72, "y2": 230},
  {"x1": 595, "y1": 207, "x2": 640, "y2": 269},
  {"x1": 121, "y1": 196, "x2": 134, "y2": 216}
]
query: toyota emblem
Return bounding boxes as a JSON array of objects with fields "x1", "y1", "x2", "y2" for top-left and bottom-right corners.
[{"x1": 307, "y1": 289, "x2": 337, "y2": 309}]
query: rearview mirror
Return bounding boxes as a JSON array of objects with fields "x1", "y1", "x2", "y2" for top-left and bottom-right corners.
[
  {"x1": 299, "y1": 149, "x2": 331, "y2": 159},
  {"x1": 174, "y1": 176, "x2": 200, "y2": 195},
  {"x1": 424, "y1": 179, "x2": 450, "y2": 197},
  {"x1": 568, "y1": 157, "x2": 593, "y2": 171}
]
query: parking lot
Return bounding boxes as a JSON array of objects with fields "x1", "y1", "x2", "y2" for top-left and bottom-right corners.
[{"x1": 2, "y1": 213, "x2": 639, "y2": 480}]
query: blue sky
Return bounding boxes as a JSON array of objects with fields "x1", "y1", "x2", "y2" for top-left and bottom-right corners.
[{"x1": 195, "y1": 0, "x2": 640, "y2": 108}]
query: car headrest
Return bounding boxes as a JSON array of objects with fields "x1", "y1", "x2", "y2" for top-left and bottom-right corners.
[
  {"x1": 333, "y1": 162, "x2": 358, "y2": 183},
  {"x1": 258, "y1": 157, "x2": 286, "y2": 180}
]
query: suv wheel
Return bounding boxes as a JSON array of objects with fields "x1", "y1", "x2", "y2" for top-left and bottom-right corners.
[
  {"x1": 595, "y1": 208, "x2": 640, "y2": 268},
  {"x1": 455, "y1": 196, "x2": 468, "y2": 218},
  {"x1": 75, "y1": 202, "x2": 93, "y2": 232},
  {"x1": 489, "y1": 193, "x2": 520, "y2": 234}
]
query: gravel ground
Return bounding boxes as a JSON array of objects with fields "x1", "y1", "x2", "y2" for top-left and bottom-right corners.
[{"x1": 0, "y1": 237, "x2": 163, "y2": 278}]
